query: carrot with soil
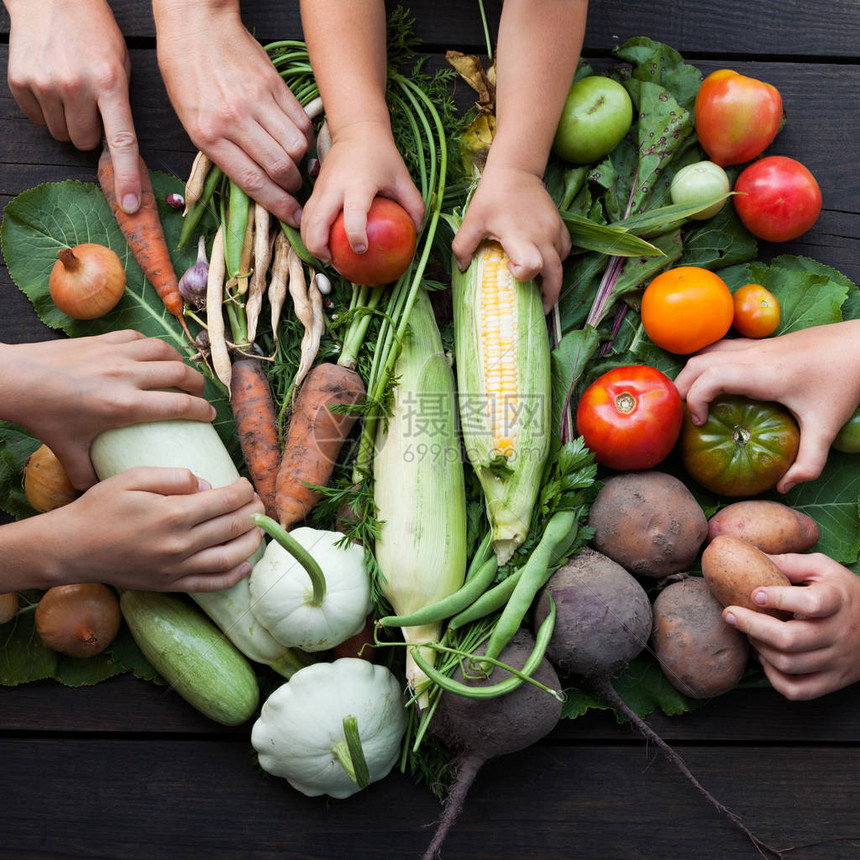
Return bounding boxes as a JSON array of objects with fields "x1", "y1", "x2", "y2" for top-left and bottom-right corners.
[
  {"x1": 97, "y1": 145, "x2": 192, "y2": 342},
  {"x1": 274, "y1": 361, "x2": 366, "y2": 530},
  {"x1": 230, "y1": 355, "x2": 282, "y2": 520}
]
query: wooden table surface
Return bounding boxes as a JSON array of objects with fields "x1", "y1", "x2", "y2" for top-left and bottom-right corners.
[{"x1": 2, "y1": 2, "x2": 860, "y2": 858}]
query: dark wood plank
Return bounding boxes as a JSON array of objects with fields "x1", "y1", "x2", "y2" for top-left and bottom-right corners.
[
  {"x1": 2, "y1": 737, "x2": 859, "y2": 859},
  {"x1": 4, "y1": 1, "x2": 859, "y2": 58},
  {"x1": 6, "y1": 672, "x2": 860, "y2": 745}
]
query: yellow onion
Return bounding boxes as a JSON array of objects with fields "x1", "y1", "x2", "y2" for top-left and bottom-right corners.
[
  {"x1": 49, "y1": 243, "x2": 126, "y2": 319},
  {"x1": 0, "y1": 592, "x2": 18, "y2": 624},
  {"x1": 24, "y1": 444, "x2": 79, "y2": 512},
  {"x1": 35, "y1": 583, "x2": 121, "y2": 658}
]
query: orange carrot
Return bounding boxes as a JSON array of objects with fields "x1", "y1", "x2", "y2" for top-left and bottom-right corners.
[
  {"x1": 97, "y1": 145, "x2": 190, "y2": 338},
  {"x1": 230, "y1": 356, "x2": 281, "y2": 520},
  {"x1": 275, "y1": 362, "x2": 366, "y2": 529}
]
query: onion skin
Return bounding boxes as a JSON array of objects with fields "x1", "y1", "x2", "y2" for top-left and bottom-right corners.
[
  {"x1": 49, "y1": 243, "x2": 126, "y2": 319},
  {"x1": 24, "y1": 444, "x2": 79, "y2": 512},
  {"x1": 0, "y1": 592, "x2": 18, "y2": 624},
  {"x1": 35, "y1": 583, "x2": 122, "y2": 658}
]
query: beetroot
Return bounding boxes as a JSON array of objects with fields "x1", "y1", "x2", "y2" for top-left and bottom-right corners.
[{"x1": 423, "y1": 629, "x2": 562, "y2": 859}]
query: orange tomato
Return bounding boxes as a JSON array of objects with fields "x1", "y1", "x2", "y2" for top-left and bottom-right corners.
[
  {"x1": 641, "y1": 266, "x2": 734, "y2": 354},
  {"x1": 732, "y1": 283, "x2": 780, "y2": 338}
]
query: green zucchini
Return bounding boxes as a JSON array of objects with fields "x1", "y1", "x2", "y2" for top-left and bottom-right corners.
[{"x1": 120, "y1": 589, "x2": 259, "y2": 726}]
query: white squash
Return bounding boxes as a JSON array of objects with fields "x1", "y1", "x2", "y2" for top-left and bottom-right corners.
[
  {"x1": 248, "y1": 522, "x2": 371, "y2": 653},
  {"x1": 251, "y1": 658, "x2": 406, "y2": 799},
  {"x1": 89, "y1": 419, "x2": 304, "y2": 675}
]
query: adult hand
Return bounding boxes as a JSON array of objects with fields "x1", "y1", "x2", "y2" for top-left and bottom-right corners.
[
  {"x1": 154, "y1": 0, "x2": 314, "y2": 227},
  {"x1": 5, "y1": 0, "x2": 143, "y2": 213}
]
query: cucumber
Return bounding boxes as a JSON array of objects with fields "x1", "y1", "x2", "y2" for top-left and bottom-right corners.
[{"x1": 120, "y1": 589, "x2": 260, "y2": 726}]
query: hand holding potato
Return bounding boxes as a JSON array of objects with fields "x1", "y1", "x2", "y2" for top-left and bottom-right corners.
[
  {"x1": 722, "y1": 552, "x2": 860, "y2": 700},
  {"x1": 674, "y1": 320, "x2": 860, "y2": 493}
]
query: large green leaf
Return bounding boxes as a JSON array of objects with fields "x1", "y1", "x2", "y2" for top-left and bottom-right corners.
[
  {"x1": 779, "y1": 452, "x2": 860, "y2": 564},
  {"x1": 0, "y1": 421, "x2": 41, "y2": 518},
  {"x1": 0, "y1": 591, "x2": 161, "y2": 688},
  {"x1": 0, "y1": 175, "x2": 239, "y2": 455},
  {"x1": 722, "y1": 255, "x2": 852, "y2": 334},
  {"x1": 1, "y1": 174, "x2": 197, "y2": 347}
]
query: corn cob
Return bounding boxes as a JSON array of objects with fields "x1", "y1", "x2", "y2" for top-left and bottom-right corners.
[
  {"x1": 452, "y1": 240, "x2": 551, "y2": 565},
  {"x1": 373, "y1": 288, "x2": 468, "y2": 696}
]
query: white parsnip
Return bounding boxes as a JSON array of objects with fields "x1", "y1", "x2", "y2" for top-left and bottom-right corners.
[{"x1": 206, "y1": 225, "x2": 231, "y2": 393}]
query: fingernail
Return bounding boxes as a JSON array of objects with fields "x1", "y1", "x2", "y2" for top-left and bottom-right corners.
[
  {"x1": 121, "y1": 193, "x2": 140, "y2": 214},
  {"x1": 238, "y1": 561, "x2": 252, "y2": 578},
  {"x1": 782, "y1": 482, "x2": 794, "y2": 494},
  {"x1": 724, "y1": 611, "x2": 736, "y2": 626},
  {"x1": 293, "y1": 208, "x2": 302, "y2": 227},
  {"x1": 753, "y1": 590, "x2": 767, "y2": 606},
  {"x1": 353, "y1": 243, "x2": 367, "y2": 254},
  {"x1": 208, "y1": 405, "x2": 217, "y2": 420},
  {"x1": 197, "y1": 478, "x2": 212, "y2": 492}
]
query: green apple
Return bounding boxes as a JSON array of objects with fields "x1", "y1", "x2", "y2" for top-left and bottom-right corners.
[{"x1": 552, "y1": 76, "x2": 633, "y2": 165}]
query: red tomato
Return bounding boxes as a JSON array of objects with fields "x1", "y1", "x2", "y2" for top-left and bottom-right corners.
[
  {"x1": 694, "y1": 69, "x2": 783, "y2": 167},
  {"x1": 329, "y1": 197, "x2": 417, "y2": 287},
  {"x1": 640, "y1": 266, "x2": 735, "y2": 355},
  {"x1": 732, "y1": 283, "x2": 780, "y2": 338},
  {"x1": 576, "y1": 365, "x2": 684, "y2": 471},
  {"x1": 733, "y1": 156, "x2": 822, "y2": 243}
]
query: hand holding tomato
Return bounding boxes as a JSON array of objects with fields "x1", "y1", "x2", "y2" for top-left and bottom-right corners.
[
  {"x1": 299, "y1": 119, "x2": 424, "y2": 277},
  {"x1": 576, "y1": 365, "x2": 683, "y2": 471},
  {"x1": 329, "y1": 197, "x2": 417, "y2": 286},
  {"x1": 694, "y1": 69, "x2": 783, "y2": 166},
  {"x1": 679, "y1": 394, "x2": 800, "y2": 496},
  {"x1": 674, "y1": 321, "x2": 860, "y2": 492}
]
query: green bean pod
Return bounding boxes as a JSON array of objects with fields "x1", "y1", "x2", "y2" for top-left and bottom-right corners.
[
  {"x1": 465, "y1": 530, "x2": 494, "y2": 582},
  {"x1": 178, "y1": 164, "x2": 223, "y2": 249},
  {"x1": 409, "y1": 596, "x2": 560, "y2": 701},
  {"x1": 482, "y1": 508, "x2": 578, "y2": 666},
  {"x1": 378, "y1": 556, "x2": 498, "y2": 629},
  {"x1": 224, "y1": 181, "x2": 251, "y2": 279},
  {"x1": 446, "y1": 566, "x2": 524, "y2": 631},
  {"x1": 280, "y1": 221, "x2": 322, "y2": 267}
]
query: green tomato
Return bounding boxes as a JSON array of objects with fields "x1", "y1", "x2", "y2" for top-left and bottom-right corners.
[
  {"x1": 832, "y1": 407, "x2": 860, "y2": 454},
  {"x1": 679, "y1": 394, "x2": 800, "y2": 497},
  {"x1": 552, "y1": 76, "x2": 633, "y2": 165},
  {"x1": 670, "y1": 161, "x2": 731, "y2": 220}
]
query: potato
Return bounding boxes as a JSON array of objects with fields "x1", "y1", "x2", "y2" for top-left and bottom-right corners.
[
  {"x1": 587, "y1": 471, "x2": 708, "y2": 578},
  {"x1": 701, "y1": 535, "x2": 791, "y2": 618},
  {"x1": 708, "y1": 500, "x2": 819, "y2": 553},
  {"x1": 652, "y1": 578, "x2": 749, "y2": 699}
]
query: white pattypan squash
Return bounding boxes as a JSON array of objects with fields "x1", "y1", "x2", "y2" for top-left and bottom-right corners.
[
  {"x1": 249, "y1": 523, "x2": 371, "y2": 652},
  {"x1": 251, "y1": 658, "x2": 407, "y2": 799}
]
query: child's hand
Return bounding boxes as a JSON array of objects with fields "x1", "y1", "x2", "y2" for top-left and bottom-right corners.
[
  {"x1": 674, "y1": 321, "x2": 860, "y2": 492},
  {"x1": 300, "y1": 120, "x2": 424, "y2": 263},
  {"x1": 155, "y1": 2, "x2": 314, "y2": 227},
  {"x1": 722, "y1": 552, "x2": 860, "y2": 700},
  {"x1": 2, "y1": 331, "x2": 214, "y2": 490},
  {"x1": 41, "y1": 469, "x2": 265, "y2": 593},
  {"x1": 451, "y1": 164, "x2": 571, "y2": 312}
]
